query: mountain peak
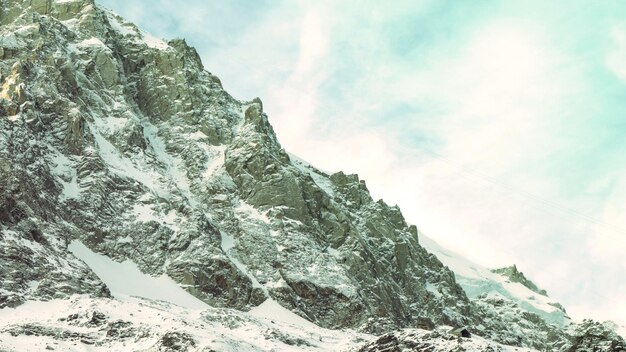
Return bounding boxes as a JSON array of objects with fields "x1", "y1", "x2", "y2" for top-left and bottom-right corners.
[
  {"x1": 1, "y1": 1, "x2": 624, "y2": 350},
  {"x1": 492, "y1": 264, "x2": 548, "y2": 297}
]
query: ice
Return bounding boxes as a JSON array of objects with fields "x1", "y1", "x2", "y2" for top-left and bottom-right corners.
[
  {"x1": 0, "y1": 31, "x2": 26, "y2": 49},
  {"x1": 14, "y1": 24, "x2": 38, "y2": 36},
  {"x1": 68, "y1": 241, "x2": 208, "y2": 310}
]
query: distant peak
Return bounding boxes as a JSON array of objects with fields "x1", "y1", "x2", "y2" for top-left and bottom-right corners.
[{"x1": 491, "y1": 265, "x2": 548, "y2": 297}]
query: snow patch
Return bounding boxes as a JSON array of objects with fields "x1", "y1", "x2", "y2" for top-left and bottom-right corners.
[
  {"x1": 249, "y1": 299, "x2": 318, "y2": 329},
  {"x1": 188, "y1": 131, "x2": 207, "y2": 140},
  {"x1": 235, "y1": 200, "x2": 270, "y2": 224},
  {"x1": 117, "y1": 236, "x2": 133, "y2": 244},
  {"x1": 327, "y1": 246, "x2": 340, "y2": 258},
  {"x1": 140, "y1": 31, "x2": 169, "y2": 50},
  {"x1": 91, "y1": 129, "x2": 166, "y2": 197},
  {"x1": 132, "y1": 203, "x2": 157, "y2": 223},
  {"x1": 68, "y1": 241, "x2": 208, "y2": 310},
  {"x1": 426, "y1": 282, "x2": 442, "y2": 298},
  {"x1": 131, "y1": 203, "x2": 180, "y2": 233},
  {"x1": 140, "y1": 120, "x2": 196, "y2": 207},
  {"x1": 219, "y1": 231, "x2": 269, "y2": 297},
  {"x1": 200, "y1": 144, "x2": 225, "y2": 179},
  {"x1": 100, "y1": 116, "x2": 129, "y2": 134},
  {"x1": 104, "y1": 11, "x2": 136, "y2": 36},
  {"x1": 27, "y1": 281, "x2": 39, "y2": 293},
  {"x1": 79, "y1": 37, "x2": 106, "y2": 47},
  {"x1": 289, "y1": 153, "x2": 335, "y2": 196},
  {"x1": 619, "y1": 325, "x2": 626, "y2": 340},
  {"x1": 50, "y1": 152, "x2": 81, "y2": 200}
]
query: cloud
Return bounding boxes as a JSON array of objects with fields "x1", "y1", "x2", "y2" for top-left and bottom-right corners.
[
  {"x1": 588, "y1": 175, "x2": 626, "y2": 264},
  {"x1": 264, "y1": 6, "x2": 331, "y2": 150},
  {"x1": 606, "y1": 23, "x2": 626, "y2": 82}
]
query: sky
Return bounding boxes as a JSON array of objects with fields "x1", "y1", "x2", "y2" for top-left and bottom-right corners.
[{"x1": 98, "y1": 0, "x2": 626, "y2": 327}]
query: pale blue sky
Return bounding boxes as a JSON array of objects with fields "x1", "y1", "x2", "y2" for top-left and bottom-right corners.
[{"x1": 98, "y1": 0, "x2": 626, "y2": 326}]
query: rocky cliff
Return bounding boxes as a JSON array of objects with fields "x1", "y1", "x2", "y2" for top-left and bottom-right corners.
[{"x1": 0, "y1": 0, "x2": 624, "y2": 351}]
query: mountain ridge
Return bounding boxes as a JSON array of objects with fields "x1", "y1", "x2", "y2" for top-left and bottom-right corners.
[
  {"x1": 492, "y1": 264, "x2": 548, "y2": 297},
  {"x1": 0, "y1": 0, "x2": 625, "y2": 350}
]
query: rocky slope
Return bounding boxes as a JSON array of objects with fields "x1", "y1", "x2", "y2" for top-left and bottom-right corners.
[
  {"x1": 0, "y1": 294, "x2": 371, "y2": 351},
  {"x1": 0, "y1": 0, "x2": 624, "y2": 351},
  {"x1": 492, "y1": 265, "x2": 547, "y2": 297}
]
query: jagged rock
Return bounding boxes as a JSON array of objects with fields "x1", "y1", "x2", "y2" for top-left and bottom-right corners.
[
  {"x1": 563, "y1": 320, "x2": 626, "y2": 352},
  {"x1": 356, "y1": 329, "x2": 509, "y2": 352},
  {"x1": 154, "y1": 331, "x2": 197, "y2": 351},
  {"x1": 492, "y1": 264, "x2": 548, "y2": 297},
  {"x1": 471, "y1": 292, "x2": 568, "y2": 350},
  {"x1": 0, "y1": 0, "x2": 623, "y2": 350}
]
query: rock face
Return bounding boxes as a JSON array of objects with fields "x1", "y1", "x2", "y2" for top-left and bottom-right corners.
[
  {"x1": 0, "y1": 0, "x2": 624, "y2": 350},
  {"x1": 471, "y1": 292, "x2": 567, "y2": 350},
  {"x1": 564, "y1": 320, "x2": 626, "y2": 352},
  {"x1": 492, "y1": 265, "x2": 548, "y2": 296},
  {"x1": 0, "y1": 0, "x2": 471, "y2": 331}
]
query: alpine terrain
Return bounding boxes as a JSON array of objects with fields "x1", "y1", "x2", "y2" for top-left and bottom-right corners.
[{"x1": 0, "y1": 0, "x2": 625, "y2": 351}]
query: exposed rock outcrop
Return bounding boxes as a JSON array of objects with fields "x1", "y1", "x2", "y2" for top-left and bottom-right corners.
[{"x1": 492, "y1": 265, "x2": 548, "y2": 296}]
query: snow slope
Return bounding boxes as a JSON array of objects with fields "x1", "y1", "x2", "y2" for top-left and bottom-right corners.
[
  {"x1": 0, "y1": 241, "x2": 371, "y2": 351},
  {"x1": 68, "y1": 241, "x2": 209, "y2": 310},
  {"x1": 419, "y1": 234, "x2": 570, "y2": 326},
  {"x1": 0, "y1": 295, "x2": 371, "y2": 352}
]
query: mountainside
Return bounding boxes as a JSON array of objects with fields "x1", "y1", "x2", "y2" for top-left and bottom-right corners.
[{"x1": 0, "y1": 0, "x2": 624, "y2": 351}]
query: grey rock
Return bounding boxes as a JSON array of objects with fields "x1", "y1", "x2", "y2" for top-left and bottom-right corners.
[
  {"x1": 492, "y1": 264, "x2": 549, "y2": 297},
  {"x1": 562, "y1": 320, "x2": 626, "y2": 352},
  {"x1": 0, "y1": 1, "x2": 622, "y2": 350}
]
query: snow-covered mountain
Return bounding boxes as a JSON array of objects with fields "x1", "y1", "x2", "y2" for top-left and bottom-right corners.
[
  {"x1": 420, "y1": 235, "x2": 569, "y2": 326},
  {"x1": 0, "y1": 0, "x2": 624, "y2": 351}
]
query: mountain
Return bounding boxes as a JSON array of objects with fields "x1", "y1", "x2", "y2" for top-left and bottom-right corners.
[{"x1": 0, "y1": 0, "x2": 624, "y2": 351}]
